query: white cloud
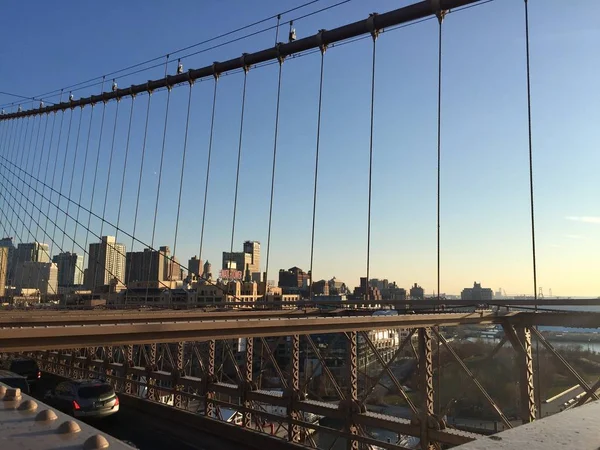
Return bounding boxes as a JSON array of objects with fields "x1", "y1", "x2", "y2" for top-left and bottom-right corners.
[{"x1": 565, "y1": 216, "x2": 600, "y2": 225}]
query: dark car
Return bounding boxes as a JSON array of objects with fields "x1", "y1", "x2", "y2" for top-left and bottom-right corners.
[
  {"x1": 1, "y1": 358, "x2": 41, "y2": 385},
  {"x1": 44, "y1": 379, "x2": 119, "y2": 419},
  {"x1": 0, "y1": 369, "x2": 31, "y2": 394}
]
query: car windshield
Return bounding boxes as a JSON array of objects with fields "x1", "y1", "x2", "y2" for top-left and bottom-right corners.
[
  {"x1": 78, "y1": 384, "x2": 114, "y2": 399},
  {"x1": 10, "y1": 360, "x2": 38, "y2": 373},
  {"x1": 1, "y1": 378, "x2": 30, "y2": 394}
]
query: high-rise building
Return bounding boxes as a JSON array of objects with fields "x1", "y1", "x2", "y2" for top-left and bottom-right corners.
[
  {"x1": 243, "y1": 241, "x2": 260, "y2": 275},
  {"x1": 15, "y1": 262, "x2": 58, "y2": 295},
  {"x1": 188, "y1": 256, "x2": 202, "y2": 277},
  {"x1": 222, "y1": 241, "x2": 261, "y2": 280},
  {"x1": 279, "y1": 267, "x2": 309, "y2": 289},
  {"x1": 0, "y1": 247, "x2": 8, "y2": 297},
  {"x1": 52, "y1": 252, "x2": 84, "y2": 287},
  {"x1": 15, "y1": 242, "x2": 50, "y2": 265},
  {"x1": 461, "y1": 282, "x2": 493, "y2": 301},
  {"x1": 85, "y1": 236, "x2": 126, "y2": 290},
  {"x1": 125, "y1": 246, "x2": 181, "y2": 286},
  {"x1": 409, "y1": 283, "x2": 424, "y2": 300},
  {"x1": 0, "y1": 237, "x2": 15, "y2": 284}
]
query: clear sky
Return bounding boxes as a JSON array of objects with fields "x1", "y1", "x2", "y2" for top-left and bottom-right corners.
[{"x1": 0, "y1": 0, "x2": 598, "y2": 296}]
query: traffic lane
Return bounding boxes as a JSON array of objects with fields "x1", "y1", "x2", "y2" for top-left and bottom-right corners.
[{"x1": 32, "y1": 374, "x2": 241, "y2": 450}]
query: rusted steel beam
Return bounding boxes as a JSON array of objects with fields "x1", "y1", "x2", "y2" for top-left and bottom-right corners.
[{"x1": 418, "y1": 328, "x2": 435, "y2": 449}]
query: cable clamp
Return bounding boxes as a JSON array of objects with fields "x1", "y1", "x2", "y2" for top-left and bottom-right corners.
[
  {"x1": 317, "y1": 29, "x2": 328, "y2": 54},
  {"x1": 276, "y1": 43, "x2": 286, "y2": 65},
  {"x1": 187, "y1": 70, "x2": 195, "y2": 86},
  {"x1": 240, "y1": 53, "x2": 250, "y2": 73},
  {"x1": 367, "y1": 13, "x2": 379, "y2": 40},
  {"x1": 130, "y1": 86, "x2": 137, "y2": 99},
  {"x1": 166, "y1": 75, "x2": 173, "y2": 91},
  {"x1": 212, "y1": 62, "x2": 220, "y2": 80},
  {"x1": 146, "y1": 81, "x2": 154, "y2": 95},
  {"x1": 431, "y1": 0, "x2": 447, "y2": 22}
]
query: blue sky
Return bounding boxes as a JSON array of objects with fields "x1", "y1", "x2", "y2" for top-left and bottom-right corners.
[{"x1": 0, "y1": 0, "x2": 598, "y2": 296}]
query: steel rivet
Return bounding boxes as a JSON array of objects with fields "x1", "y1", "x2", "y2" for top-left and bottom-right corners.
[
  {"x1": 36, "y1": 409, "x2": 58, "y2": 421},
  {"x1": 57, "y1": 420, "x2": 81, "y2": 434},
  {"x1": 83, "y1": 434, "x2": 110, "y2": 450},
  {"x1": 18, "y1": 399, "x2": 38, "y2": 412}
]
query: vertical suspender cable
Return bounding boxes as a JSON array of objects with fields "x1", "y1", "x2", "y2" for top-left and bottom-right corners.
[
  {"x1": 7, "y1": 116, "x2": 26, "y2": 234},
  {"x1": 198, "y1": 77, "x2": 219, "y2": 274},
  {"x1": 61, "y1": 106, "x2": 84, "y2": 251},
  {"x1": 264, "y1": 54, "x2": 284, "y2": 292},
  {"x1": 524, "y1": 0, "x2": 541, "y2": 417},
  {"x1": 128, "y1": 93, "x2": 152, "y2": 301},
  {"x1": 49, "y1": 108, "x2": 74, "y2": 258},
  {"x1": 229, "y1": 68, "x2": 248, "y2": 273},
  {"x1": 146, "y1": 83, "x2": 172, "y2": 302},
  {"x1": 115, "y1": 97, "x2": 136, "y2": 247},
  {"x1": 435, "y1": 8, "x2": 446, "y2": 416},
  {"x1": 173, "y1": 82, "x2": 194, "y2": 276},
  {"x1": 71, "y1": 105, "x2": 95, "y2": 258},
  {"x1": 87, "y1": 93, "x2": 108, "y2": 289},
  {"x1": 309, "y1": 45, "x2": 326, "y2": 302},
  {"x1": 366, "y1": 18, "x2": 378, "y2": 302},
  {"x1": 99, "y1": 97, "x2": 121, "y2": 239}
]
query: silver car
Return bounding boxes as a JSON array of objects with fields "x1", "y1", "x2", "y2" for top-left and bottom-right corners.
[{"x1": 45, "y1": 379, "x2": 119, "y2": 418}]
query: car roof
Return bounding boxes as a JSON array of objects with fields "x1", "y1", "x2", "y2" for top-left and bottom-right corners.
[{"x1": 0, "y1": 369, "x2": 27, "y2": 378}]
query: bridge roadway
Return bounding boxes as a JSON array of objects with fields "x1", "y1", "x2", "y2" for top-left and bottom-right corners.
[
  {"x1": 32, "y1": 373, "x2": 250, "y2": 450},
  {"x1": 1, "y1": 310, "x2": 599, "y2": 352}
]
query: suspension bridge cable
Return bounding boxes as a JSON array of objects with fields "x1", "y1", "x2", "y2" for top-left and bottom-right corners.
[
  {"x1": 146, "y1": 81, "x2": 173, "y2": 302},
  {"x1": 365, "y1": 20, "x2": 377, "y2": 302},
  {"x1": 0, "y1": 125, "x2": 59, "y2": 296},
  {"x1": 198, "y1": 78, "x2": 219, "y2": 270},
  {"x1": 264, "y1": 56, "x2": 284, "y2": 292},
  {"x1": 309, "y1": 46, "x2": 326, "y2": 302},
  {"x1": 86, "y1": 100, "x2": 109, "y2": 290},
  {"x1": 99, "y1": 99, "x2": 121, "y2": 240},
  {"x1": 229, "y1": 68, "x2": 249, "y2": 270},
  {"x1": 0, "y1": 154, "x2": 249, "y2": 302},
  {"x1": 172, "y1": 82, "x2": 194, "y2": 274},
  {"x1": 35, "y1": 94, "x2": 62, "y2": 244},
  {"x1": 128, "y1": 93, "x2": 152, "y2": 295},
  {"x1": 0, "y1": 169, "x2": 118, "y2": 292},
  {"x1": 71, "y1": 103, "x2": 95, "y2": 259},
  {"x1": 114, "y1": 97, "x2": 136, "y2": 247},
  {"x1": 0, "y1": 157, "x2": 164, "y2": 295},
  {"x1": 61, "y1": 107, "x2": 84, "y2": 251},
  {"x1": 28, "y1": 111, "x2": 50, "y2": 256},
  {"x1": 21, "y1": 115, "x2": 41, "y2": 245},
  {"x1": 435, "y1": 7, "x2": 446, "y2": 416},
  {"x1": 7, "y1": 0, "x2": 345, "y2": 106},
  {"x1": 6, "y1": 116, "x2": 26, "y2": 232},
  {"x1": 523, "y1": 0, "x2": 541, "y2": 418},
  {"x1": 49, "y1": 108, "x2": 74, "y2": 259}
]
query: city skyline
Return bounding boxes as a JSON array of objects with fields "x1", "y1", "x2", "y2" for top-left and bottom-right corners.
[
  {"x1": 0, "y1": 235, "x2": 589, "y2": 298},
  {"x1": 0, "y1": 1, "x2": 598, "y2": 296}
]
